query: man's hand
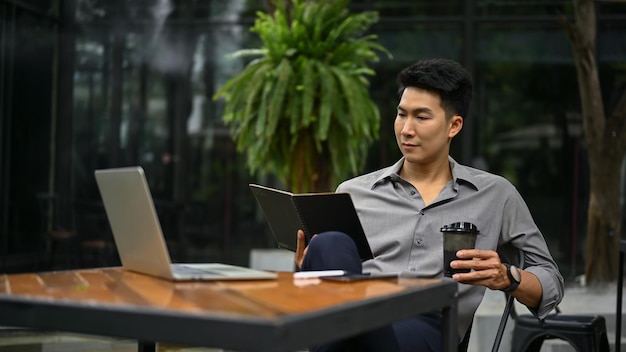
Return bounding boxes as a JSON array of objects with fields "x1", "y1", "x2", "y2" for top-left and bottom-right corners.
[
  {"x1": 450, "y1": 249, "x2": 509, "y2": 290},
  {"x1": 451, "y1": 249, "x2": 542, "y2": 309},
  {"x1": 295, "y1": 230, "x2": 307, "y2": 269}
]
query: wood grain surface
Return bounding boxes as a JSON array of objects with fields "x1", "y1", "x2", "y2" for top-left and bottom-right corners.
[{"x1": 0, "y1": 268, "x2": 441, "y2": 318}]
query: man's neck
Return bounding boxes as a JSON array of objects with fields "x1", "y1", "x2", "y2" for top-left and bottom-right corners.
[
  {"x1": 399, "y1": 157, "x2": 452, "y2": 206},
  {"x1": 400, "y1": 157, "x2": 452, "y2": 184}
]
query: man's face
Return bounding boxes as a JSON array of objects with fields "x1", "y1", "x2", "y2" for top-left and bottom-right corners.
[{"x1": 394, "y1": 87, "x2": 462, "y2": 165}]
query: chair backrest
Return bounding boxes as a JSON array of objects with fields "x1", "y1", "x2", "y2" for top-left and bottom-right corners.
[
  {"x1": 491, "y1": 246, "x2": 525, "y2": 352},
  {"x1": 457, "y1": 322, "x2": 472, "y2": 351}
]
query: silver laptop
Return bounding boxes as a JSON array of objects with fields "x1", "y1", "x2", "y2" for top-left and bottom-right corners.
[{"x1": 94, "y1": 166, "x2": 277, "y2": 281}]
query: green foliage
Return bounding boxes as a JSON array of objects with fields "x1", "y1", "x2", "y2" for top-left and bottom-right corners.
[{"x1": 214, "y1": 0, "x2": 390, "y2": 192}]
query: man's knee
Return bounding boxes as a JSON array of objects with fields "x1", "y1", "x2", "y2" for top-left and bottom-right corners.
[
  {"x1": 309, "y1": 231, "x2": 355, "y2": 250},
  {"x1": 303, "y1": 231, "x2": 362, "y2": 273}
]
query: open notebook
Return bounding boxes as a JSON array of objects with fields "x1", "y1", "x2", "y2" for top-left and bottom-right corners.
[{"x1": 94, "y1": 166, "x2": 277, "y2": 281}]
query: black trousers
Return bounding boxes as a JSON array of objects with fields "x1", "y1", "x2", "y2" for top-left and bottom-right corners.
[{"x1": 301, "y1": 231, "x2": 443, "y2": 352}]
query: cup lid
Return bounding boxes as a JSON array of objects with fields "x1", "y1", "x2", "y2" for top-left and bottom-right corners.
[{"x1": 440, "y1": 222, "x2": 479, "y2": 234}]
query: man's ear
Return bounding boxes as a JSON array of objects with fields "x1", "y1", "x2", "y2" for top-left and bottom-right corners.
[{"x1": 449, "y1": 115, "x2": 463, "y2": 138}]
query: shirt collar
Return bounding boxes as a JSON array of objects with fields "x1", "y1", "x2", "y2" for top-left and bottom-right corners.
[
  {"x1": 371, "y1": 158, "x2": 404, "y2": 189},
  {"x1": 371, "y1": 156, "x2": 480, "y2": 191},
  {"x1": 448, "y1": 156, "x2": 480, "y2": 191}
]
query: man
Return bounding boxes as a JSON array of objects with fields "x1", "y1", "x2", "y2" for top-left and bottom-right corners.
[{"x1": 294, "y1": 58, "x2": 564, "y2": 351}]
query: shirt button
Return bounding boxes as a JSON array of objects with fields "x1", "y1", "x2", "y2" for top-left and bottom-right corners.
[
  {"x1": 410, "y1": 191, "x2": 416, "y2": 195},
  {"x1": 410, "y1": 268, "x2": 416, "y2": 272},
  {"x1": 416, "y1": 239, "x2": 423, "y2": 245}
]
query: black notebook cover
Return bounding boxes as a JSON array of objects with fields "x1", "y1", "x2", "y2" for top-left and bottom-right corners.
[{"x1": 249, "y1": 184, "x2": 374, "y2": 261}]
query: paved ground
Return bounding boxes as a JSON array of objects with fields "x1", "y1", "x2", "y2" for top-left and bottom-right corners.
[{"x1": 0, "y1": 330, "x2": 224, "y2": 352}]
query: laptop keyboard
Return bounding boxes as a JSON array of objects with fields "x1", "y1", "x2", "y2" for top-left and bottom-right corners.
[{"x1": 172, "y1": 265, "x2": 220, "y2": 276}]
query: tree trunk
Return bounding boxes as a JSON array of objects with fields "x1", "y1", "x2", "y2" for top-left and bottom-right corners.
[
  {"x1": 585, "y1": 145, "x2": 622, "y2": 283},
  {"x1": 563, "y1": 0, "x2": 626, "y2": 285},
  {"x1": 290, "y1": 129, "x2": 332, "y2": 193}
]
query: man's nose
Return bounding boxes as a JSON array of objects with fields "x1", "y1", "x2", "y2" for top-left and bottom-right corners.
[{"x1": 401, "y1": 121, "x2": 415, "y2": 135}]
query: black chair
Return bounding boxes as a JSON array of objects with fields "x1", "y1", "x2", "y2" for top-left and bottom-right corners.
[
  {"x1": 511, "y1": 306, "x2": 609, "y2": 352},
  {"x1": 491, "y1": 291, "x2": 515, "y2": 352},
  {"x1": 505, "y1": 249, "x2": 610, "y2": 352},
  {"x1": 457, "y1": 322, "x2": 472, "y2": 352},
  {"x1": 488, "y1": 247, "x2": 523, "y2": 352},
  {"x1": 458, "y1": 247, "x2": 519, "y2": 352}
]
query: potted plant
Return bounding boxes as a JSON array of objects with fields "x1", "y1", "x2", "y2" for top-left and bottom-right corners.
[{"x1": 214, "y1": 0, "x2": 390, "y2": 192}]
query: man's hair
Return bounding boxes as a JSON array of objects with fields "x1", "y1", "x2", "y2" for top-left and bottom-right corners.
[{"x1": 397, "y1": 58, "x2": 473, "y2": 119}]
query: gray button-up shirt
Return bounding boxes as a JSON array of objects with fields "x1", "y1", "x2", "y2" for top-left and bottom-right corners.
[{"x1": 336, "y1": 156, "x2": 564, "y2": 338}]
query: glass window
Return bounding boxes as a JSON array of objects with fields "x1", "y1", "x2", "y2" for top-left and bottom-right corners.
[{"x1": 3, "y1": 0, "x2": 626, "y2": 274}]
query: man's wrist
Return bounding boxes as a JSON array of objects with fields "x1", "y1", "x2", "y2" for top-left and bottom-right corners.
[{"x1": 501, "y1": 263, "x2": 521, "y2": 293}]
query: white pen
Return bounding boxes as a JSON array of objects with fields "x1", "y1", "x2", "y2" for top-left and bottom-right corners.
[{"x1": 293, "y1": 270, "x2": 347, "y2": 279}]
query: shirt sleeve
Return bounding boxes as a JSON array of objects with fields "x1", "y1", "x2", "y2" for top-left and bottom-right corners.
[{"x1": 501, "y1": 184, "x2": 565, "y2": 318}]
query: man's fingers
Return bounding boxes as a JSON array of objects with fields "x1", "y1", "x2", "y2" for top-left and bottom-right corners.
[
  {"x1": 456, "y1": 249, "x2": 497, "y2": 259},
  {"x1": 295, "y1": 230, "x2": 306, "y2": 268}
]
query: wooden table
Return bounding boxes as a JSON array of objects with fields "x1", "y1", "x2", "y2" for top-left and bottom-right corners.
[{"x1": 0, "y1": 268, "x2": 458, "y2": 352}]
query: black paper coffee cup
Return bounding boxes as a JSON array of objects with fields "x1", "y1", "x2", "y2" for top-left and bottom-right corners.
[{"x1": 441, "y1": 222, "x2": 479, "y2": 277}]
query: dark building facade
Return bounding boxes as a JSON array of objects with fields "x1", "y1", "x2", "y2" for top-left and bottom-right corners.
[{"x1": 1, "y1": 0, "x2": 625, "y2": 278}]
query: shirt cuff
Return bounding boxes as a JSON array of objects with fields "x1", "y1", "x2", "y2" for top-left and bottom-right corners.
[{"x1": 524, "y1": 266, "x2": 564, "y2": 319}]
